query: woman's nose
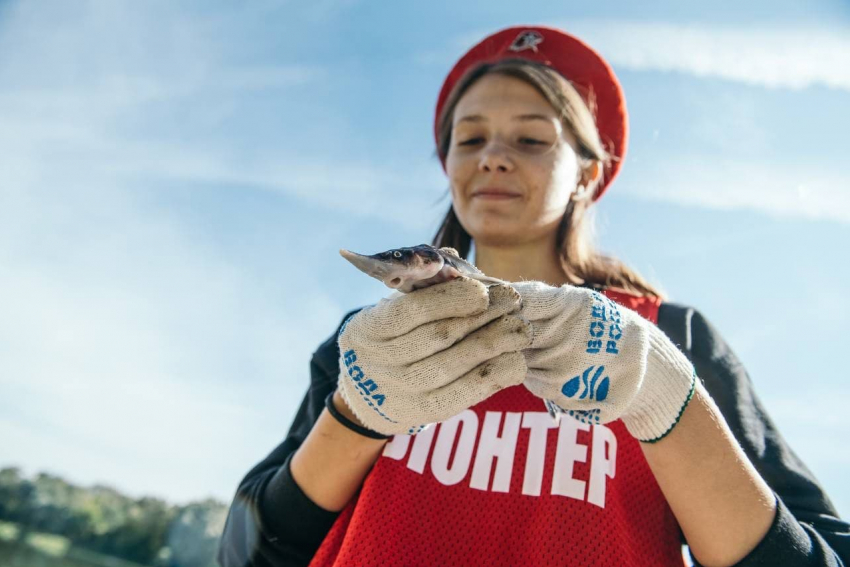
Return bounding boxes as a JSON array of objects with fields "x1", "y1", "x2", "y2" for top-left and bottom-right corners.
[{"x1": 478, "y1": 141, "x2": 514, "y2": 173}]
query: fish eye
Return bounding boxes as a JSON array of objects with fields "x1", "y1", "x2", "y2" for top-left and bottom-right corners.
[{"x1": 393, "y1": 251, "x2": 402, "y2": 258}]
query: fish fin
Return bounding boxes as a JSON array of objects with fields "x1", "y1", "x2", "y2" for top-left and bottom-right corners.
[
  {"x1": 439, "y1": 247, "x2": 460, "y2": 258},
  {"x1": 470, "y1": 274, "x2": 508, "y2": 286},
  {"x1": 544, "y1": 399, "x2": 563, "y2": 425}
]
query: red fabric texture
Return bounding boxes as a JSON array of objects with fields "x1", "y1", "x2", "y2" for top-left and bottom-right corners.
[
  {"x1": 310, "y1": 290, "x2": 683, "y2": 567},
  {"x1": 433, "y1": 25, "x2": 628, "y2": 201}
]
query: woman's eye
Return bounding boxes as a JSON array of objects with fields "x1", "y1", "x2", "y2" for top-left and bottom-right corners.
[
  {"x1": 519, "y1": 137, "x2": 547, "y2": 146},
  {"x1": 458, "y1": 137, "x2": 485, "y2": 146}
]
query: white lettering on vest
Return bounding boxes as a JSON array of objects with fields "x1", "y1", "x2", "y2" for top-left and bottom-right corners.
[
  {"x1": 381, "y1": 411, "x2": 618, "y2": 507},
  {"x1": 588, "y1": 421, "x2": 617, "y2": 508},
  {"x1": 407, "y1": 424, "x2": 436, "y2": 474},
  {"x1": 470, "y1": 411, "x2": 522, "y2": 492},
  {"x1": 431, "y1": 410, "x2": 478, "y2": 486},
  {"x1": 551, "y1": 416, "x2": 590, "y2": 501},
  {"x1": 383, "y1": 432, "x2": 410, "y2": 460},
  {"x1": 521, "y1": 412, "x2": 559, "y2": 496}
]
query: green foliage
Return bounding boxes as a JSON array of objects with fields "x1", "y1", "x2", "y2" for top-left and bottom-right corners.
[
  {"x1": 0, "y1": 468, "x2": 35, "y2": 524},
  {"x1": 0, "y1": 467, "x2": 226, "y2": 567},
  {"x1": 166, "y1": 501, "x2": 227, "y2": 567},
  {"x1": 0, "y1": 539, "x2": 96, "y2": 567}
]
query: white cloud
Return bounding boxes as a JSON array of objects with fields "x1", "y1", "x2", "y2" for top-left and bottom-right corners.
[
  {"x1": 622, "y1": 156, "x2": 850, "y2": 223},
  {"x1": 0, "y1": 0, "x2": 446, "y2": 228},
  {"x1": 0, "y1": 0, "x2": 351, "y2": 500},
  {"x1": 0, "y1": 0, "x2": 446, "y2": 502},
  {"x1": 430, "y1": 22, "x2": 850, "y2": 92},
  {"x1": 0, "y1": 181, "x2": 346, "y2": 502},
  {"x1": 558, "y1": 20, "x2": 850, "y2": 91}
]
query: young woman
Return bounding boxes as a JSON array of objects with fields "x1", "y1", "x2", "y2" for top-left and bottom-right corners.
[{"x1": 218, "y1": 26, "x2": 849, "y2": 567}]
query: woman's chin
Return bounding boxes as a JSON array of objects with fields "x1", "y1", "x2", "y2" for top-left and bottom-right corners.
[
  {"x1": 463, "y1": 214, "x2": 559, "y2": 248},
  {"x1": 468, "y1": 226, "x2": 534, "y2": 247}
]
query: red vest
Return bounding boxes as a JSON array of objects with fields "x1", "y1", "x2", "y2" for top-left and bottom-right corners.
[{"x1": 310, "y1": 290, "x2": 684, "y2": 566}]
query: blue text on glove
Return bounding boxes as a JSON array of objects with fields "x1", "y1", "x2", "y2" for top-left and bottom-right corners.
[
  {"x1": 586, "y1": 293, "x2": 623, "y2": 355},
  {"x1": 343, "y1": 349, "x2": 387, "y2": 408}
]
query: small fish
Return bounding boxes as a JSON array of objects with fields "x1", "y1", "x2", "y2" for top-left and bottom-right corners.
[
  {"x1": 339, "y1": 244, "x2": 504, "y2": 293},
  {"x1": 341, "y1": 243, "x2": 563, "y2": 424}
]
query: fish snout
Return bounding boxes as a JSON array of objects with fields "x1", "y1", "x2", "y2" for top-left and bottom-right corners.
[
  {"x1": 340, "y1": 249, "x2": 391, "y2": 280},
  {"x1": 340, "y1": 245, "x2": 450, "y2": 293}
]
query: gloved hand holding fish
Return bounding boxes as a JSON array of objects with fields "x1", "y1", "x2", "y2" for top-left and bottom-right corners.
[
  {"x1": 335, "y1": 271, "x2": 531, "y2": 436},
  {"x1": 340, "y1": 244, "x2": 697, "y2": 443}
]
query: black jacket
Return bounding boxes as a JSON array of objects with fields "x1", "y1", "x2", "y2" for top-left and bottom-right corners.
[{"x1": 218, "y1": 302, "x2": 850, "y2": 567}]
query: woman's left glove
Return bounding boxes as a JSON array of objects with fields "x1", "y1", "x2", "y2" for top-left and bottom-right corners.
[
  {"x1": 338, "y1": 279, "x2": 532, "y2": 436},
  {"x1": 512, "y1": 281, "x2": 696, "y2": 443}
]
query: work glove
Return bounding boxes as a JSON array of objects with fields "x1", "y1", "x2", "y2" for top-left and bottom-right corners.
[
  {"x1": 513, "y1": 281, "x2": 696, "y2": 443},
  {"x1": 338, "y1": 278, "x2": 532, "y2": 436}
]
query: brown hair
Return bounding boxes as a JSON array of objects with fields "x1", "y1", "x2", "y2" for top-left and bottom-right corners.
[{"x1": 432, "y1": 59, "x2": 665, "y2": 299}]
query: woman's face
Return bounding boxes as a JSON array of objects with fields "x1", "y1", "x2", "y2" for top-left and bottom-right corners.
[{"x1": 445, "y1": 73, "x2": 583, "y2": 247}]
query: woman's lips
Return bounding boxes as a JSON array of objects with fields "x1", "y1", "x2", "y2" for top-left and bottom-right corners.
[{"x1": 471, "y1": 190, "x2": 521, "y2": 201}]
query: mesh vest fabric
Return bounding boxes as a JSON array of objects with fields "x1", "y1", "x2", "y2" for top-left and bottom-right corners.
[{"x1": 309, "y1": 290, "x2": 684, "y2": 567}]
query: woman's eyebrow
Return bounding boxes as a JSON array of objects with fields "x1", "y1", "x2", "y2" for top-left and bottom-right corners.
[
  {"x1": 514, "y1": 113, "x2": 554, "y2": 122},
  {"x1": 455, "y1": 113, "x2": 555, "y2": 124}
]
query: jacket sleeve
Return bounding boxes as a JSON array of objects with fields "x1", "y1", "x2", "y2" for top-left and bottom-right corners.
[
  {"x1": 217, "y1": 310, "x2": 361, "y2": 567},
  {"x1": 657, "y1": 302, "x2": 850, "y2": 567}
]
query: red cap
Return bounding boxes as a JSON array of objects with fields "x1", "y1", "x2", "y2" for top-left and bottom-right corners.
[{"x1": 434, "y1": 26, "x2": 628, "y2": 201}]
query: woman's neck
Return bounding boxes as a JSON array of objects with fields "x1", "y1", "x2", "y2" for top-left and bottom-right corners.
[{"x1": 473, "y1": 235, "x2": 570, "y2": 286}]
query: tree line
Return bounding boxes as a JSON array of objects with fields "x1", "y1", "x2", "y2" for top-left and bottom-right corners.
[{"x1": 0, "y1": 467, "x2": 227, "y2": 567}]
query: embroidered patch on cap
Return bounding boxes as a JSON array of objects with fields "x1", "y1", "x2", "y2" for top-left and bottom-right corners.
[{"x1": 509, "y1": 30, "x2": 544, "y2": 53}]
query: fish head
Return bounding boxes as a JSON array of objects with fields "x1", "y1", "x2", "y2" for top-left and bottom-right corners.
[{"x1": 339, "y1": 245, "x2": 445, "y2": 290}]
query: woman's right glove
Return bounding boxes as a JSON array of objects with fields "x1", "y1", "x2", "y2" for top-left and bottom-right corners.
[
  {"x1": 337, "y1": 278, "x2": 532, "y2": 436},
  {"x1": 513, "y1": 281, "x2": 696, "y2": 443}
]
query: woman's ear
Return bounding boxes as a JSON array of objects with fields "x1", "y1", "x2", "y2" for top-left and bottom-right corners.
[
  {"x1": 573, "y1": 161, "x2": 603, "y2": 201},
  {"x1": 582, "y1": 161, "x2": 603, "y2": 188}
]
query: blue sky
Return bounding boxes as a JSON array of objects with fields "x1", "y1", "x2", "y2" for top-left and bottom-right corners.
[{"x1": 0, "y1": 0, "x2": 848, "y2": 517}]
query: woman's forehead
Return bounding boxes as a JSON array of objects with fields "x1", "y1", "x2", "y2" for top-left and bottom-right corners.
[{"x1": 454, "y1": 74, "x2": 556, "y2": 122}]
